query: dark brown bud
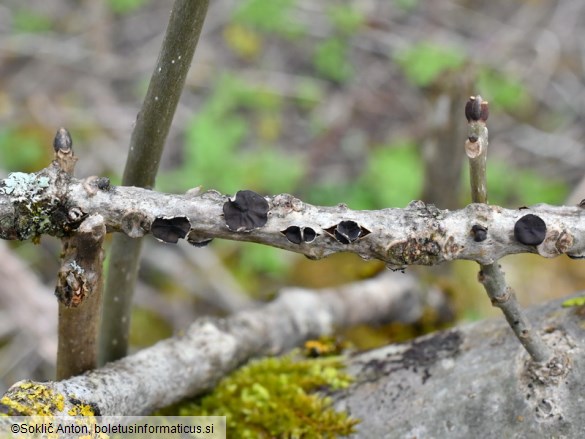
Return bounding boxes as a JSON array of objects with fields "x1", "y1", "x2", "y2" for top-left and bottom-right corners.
[
  {"x1": 53, "y1": 127, "x2": 72, "y2": 153},
  {"x1": 465, "y1": 96, "x2": 489, "y2": 122}
]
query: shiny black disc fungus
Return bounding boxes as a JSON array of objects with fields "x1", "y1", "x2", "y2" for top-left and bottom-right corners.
[
  {"x1": 223, "y1": 190, "x2": 269, "y2": 232},
  {"x1": 514, "y1": 214, "x2": 546, "y2": 246},
  {"x1": 283, "y1": 226, "x2": 303, "y2": 244},
  {"x1": 282, "y1": 226, "x2": 318, "y2": 244},
  {"x1": 151, "y1": 216, "x2": 191, "y2": 244},
  {"x1": 471, "y1": 224, "x2": 487, "y2": 242},
  {"x1": 303, "y1": 227, "x2": 316, "y2": 243},
  {"x1": 325, "y1": 220, "x2": 369, "y2": 244},
  {"x1": 335, "y1": 221, "x2": 361, "y2": 244}
]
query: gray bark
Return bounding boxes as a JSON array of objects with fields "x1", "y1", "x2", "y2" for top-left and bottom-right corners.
[
  {"x1": 1, "y1": 163, "x2": 584, "y2": 436},
  {"x1": 1, "y1": 165, "x2": 585, "y2": 267},
  {"x1": 333, "y1": 296, "x2": 580, "y2": 438}
]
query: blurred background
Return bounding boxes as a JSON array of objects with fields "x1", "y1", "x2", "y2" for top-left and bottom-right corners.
[{"x1": 2, "y1": 0, "x2": 585, "y2": 391}]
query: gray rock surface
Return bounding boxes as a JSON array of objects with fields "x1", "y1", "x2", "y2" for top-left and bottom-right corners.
[{"x1": 334, "y1": 297, "x2": 583, "y2": 438}]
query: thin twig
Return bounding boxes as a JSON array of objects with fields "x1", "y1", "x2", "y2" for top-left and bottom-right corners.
[
  {"x1": 52, "y1": 128, "x2": 107, "y2": 378},
  {"x1": 56, "y1": 214, "x2": 106, "y2": 379},
  {"x1": 465, "y1": 95, "x2": 552, "y2": 363},
  {"x1": 100, "y1": 0, "x2": 210, "y2": 365}
]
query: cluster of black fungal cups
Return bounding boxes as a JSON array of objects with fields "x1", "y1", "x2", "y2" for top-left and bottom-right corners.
[
  {"x1": 221, "y1": 190, "x2": 545, "y2": 250},
  {"x1": 470, "y1": 214, "x2": 547, "y2": 247},
  {"x1": 150, "y1": 188, "x2": 548, "y2": 253},
  {"x1": 150, "y1": 190, "x2": 271, "y2": 244},
  {"x1": 220, "y1": 190, "x2": 371, "y2": 246}
]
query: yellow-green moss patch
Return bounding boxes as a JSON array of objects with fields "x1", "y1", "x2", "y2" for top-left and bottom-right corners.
[{"x1": 158, "y1": 353, "x2": 359, "y2": 438}]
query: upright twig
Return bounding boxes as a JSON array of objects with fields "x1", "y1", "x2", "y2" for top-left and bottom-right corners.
[
  {"x1": 99, "y1": 0, "x2": 210, "y2": 364},
  {"x1": 464, "y1": 96, "x2": 552, "y2": 363},
  {"x1": 53, "y1": 128, "x2": 106, "y2": 379},
  {"x1": 56, "y1": 215, "x2": 106, "y2": 379}
]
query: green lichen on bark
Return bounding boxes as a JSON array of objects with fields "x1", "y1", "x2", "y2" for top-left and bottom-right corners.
[{"x1": 157, "y1": 353, "x2": 359, "y2": 438}]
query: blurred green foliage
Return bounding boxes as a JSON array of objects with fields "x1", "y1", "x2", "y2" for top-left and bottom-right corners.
[
  {"x1": 159, "y1": 74, "x2": 304, "y2": 195},
  {"x1": 312, "y1": 5, "x2": 365, "y2": 83},
  {"x1": 107, "y1": 0, "x2": 150, "y2": 15},
  {"x1": 229, "y1": 243, "x2": 292, "y2": 287},
  {"x1": 307, "y1": 140, "x2": 424, "y2": 209},
  {"x1": 394, "y1": 0, "x2": 420, "y2": 11},
  {"x1": 313, "y1": 38, "x2": 353, "y2": 83},
  {"x1": 461, "y1": 160, "x2": 568, "y2": 206},
  {"x1": 477, "y1": 68, "x2": 531, "y2": 111},
  {"x1": 129, "y1": 306, "x2": 172, "y2": 348},
  {"x1": 0, "y1": 129, "x2": 48, "y2": 173},
  {"x1": 12, "y1": 9, "x2": 52, "y2": 33},
  {"x1": 234, "y1": 0, "x2": 305, "y2": 39},
  {"x1": 395, "y1": 42, "x2": 465, "y2": 87},
  {"x1": 327, "y1": 5, "x2": 364, "y2": 35},
  {"x1": 223, "y1": 24, "x2": 263, "y2": 60},
  {"x1": 295, "y1": 78, "x2": 325, "y2": 108},
  {"x1": 397, "y1": 40, "x2": 531, "y2": 113}
]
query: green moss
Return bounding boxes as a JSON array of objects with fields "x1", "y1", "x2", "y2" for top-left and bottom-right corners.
[{"x1": 158, "y1": 353, "x2": 359, "y2": 438}]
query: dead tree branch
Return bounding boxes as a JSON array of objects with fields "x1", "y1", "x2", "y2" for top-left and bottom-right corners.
[
  {"x1": 0, "y1": 165, "x2": 584, "y2": 267},
  {"x1": 0, "y1": 273, "x2": 424, "y2": 416}
]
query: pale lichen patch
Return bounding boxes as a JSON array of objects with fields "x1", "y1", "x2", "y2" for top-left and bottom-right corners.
[{"x1": 0, "y1": 172, "x2": 50, "y2": 203}]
